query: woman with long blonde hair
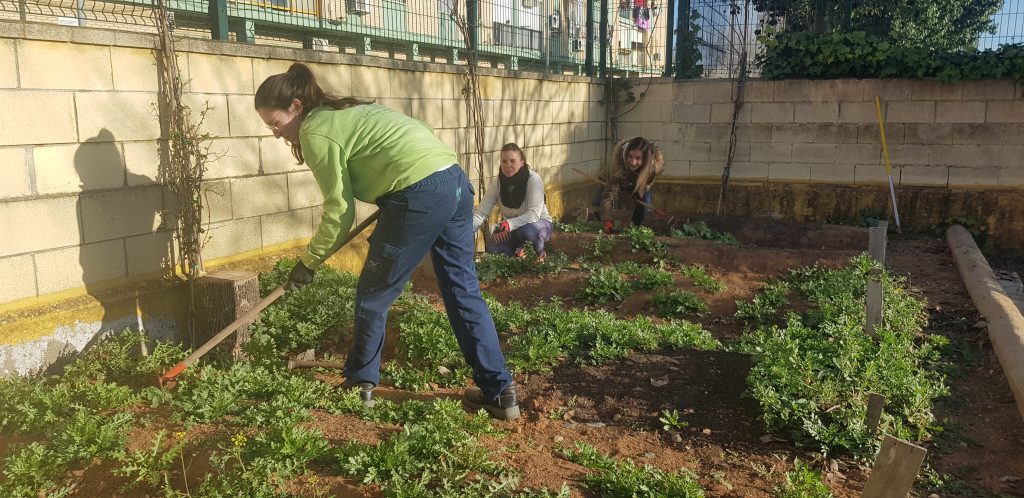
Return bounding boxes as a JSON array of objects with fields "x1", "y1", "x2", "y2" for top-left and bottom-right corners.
[{"x1": 595, "y1": 136, "x2": 665, "y2": 233}]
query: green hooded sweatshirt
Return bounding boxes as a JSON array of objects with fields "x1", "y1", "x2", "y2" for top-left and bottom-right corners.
[{"x1": 298, "y1": 104, "x2": 458, "y2": 269}]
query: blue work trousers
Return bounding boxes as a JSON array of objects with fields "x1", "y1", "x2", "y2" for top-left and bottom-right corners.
[{"x1": 344, "y1": 165, "x2": 513, "y2": 400}]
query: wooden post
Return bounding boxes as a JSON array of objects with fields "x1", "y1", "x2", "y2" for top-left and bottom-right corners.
[
  {"x1": 868, "y1": 221, "x2": 888, "y2": 264},
  {"x1": 194, "y1": 270, "x2": 260, "y2": 356},
  {"x1": 866, "y1": 392, "x2": 886, "y2": 434},
  {"x1": 864, "y1": 267, "x2": 883, "y2": 341},
  {"x1": 861, "y1": 435, "x2": 927, "y2": 498}
]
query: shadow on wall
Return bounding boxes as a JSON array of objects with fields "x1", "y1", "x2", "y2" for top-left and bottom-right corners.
[{"x1": 43, "y1": 128, "x2": 175, "y2": 374}]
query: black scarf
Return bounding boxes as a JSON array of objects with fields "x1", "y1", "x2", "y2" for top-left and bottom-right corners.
[{"x1": 499, "y1": 163, "x2": 530, "y2": 209}]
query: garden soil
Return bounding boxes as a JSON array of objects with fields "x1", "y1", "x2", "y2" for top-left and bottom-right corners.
[
  {"x1": 20, "y1": 217, "x2": 1024, "y2": 497},
  {"x1": 411, "y1": 219, "x2": 1023, "y2": 497}
]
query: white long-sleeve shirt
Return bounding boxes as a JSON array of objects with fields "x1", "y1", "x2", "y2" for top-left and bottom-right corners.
[{"x1": 472, "y1": 171, "x2": 552, "y2": 231}]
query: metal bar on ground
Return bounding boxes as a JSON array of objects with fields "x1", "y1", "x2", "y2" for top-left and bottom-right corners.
[
  {"x1": 288, "y1": 358, "x2": 345, "y2": 370},
  {"x1": 874, "y1": 96, "x2": 902, "y2": 233}
]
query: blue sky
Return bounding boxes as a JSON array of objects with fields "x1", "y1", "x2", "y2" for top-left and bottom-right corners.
[{"x1": 981, "y1": 0, "x2": 1023, "y2": 48}]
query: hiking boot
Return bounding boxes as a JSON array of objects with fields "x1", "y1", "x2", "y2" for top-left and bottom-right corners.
[
  {"x1": 341, "y1": 380, "x2": 376, "y2": 408},
  {"x1": 464, "y1": 384, "x2": 520, "y2": 421}
]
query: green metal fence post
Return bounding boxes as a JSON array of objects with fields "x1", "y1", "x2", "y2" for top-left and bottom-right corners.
[
  {"x1": 662, "y1": 0, "x2": 675, "y2": 76},
  {"x1": 598, "y1": 0, "x2": 607, "y2": 77},
  {"x1": 466, "y1": 0, "x2": 479, "y2": 53},
  {"x1": 209, "y1": 0, "x2": 230, "y2": 41},
  {"x1": 357, "y1": 36, "x2": 372, "y2": 54},
  {"x1": 585, "y1": 0, "x2": 594, "y2": 76},
  {"x1": 674, "y1": 0, "x2": 691, "y2": 79},
  {"x1": 232, "y1": 18, "x2": 255, "y2": 44}
]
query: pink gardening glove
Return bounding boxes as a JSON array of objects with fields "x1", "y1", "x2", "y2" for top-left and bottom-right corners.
[{"x1": 493, "y1": 220, "x2": 511, "y2": 243}]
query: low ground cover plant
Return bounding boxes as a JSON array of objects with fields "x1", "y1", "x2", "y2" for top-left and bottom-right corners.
[
  {"x1": 737, "y1": 254, "x2": 948, "y2": 459},
  {"x1": 621, "y1": 225, "x2": 666, "y2": 255},
  {"x1": 580, "y1": 266, "x2": 633, "y2": 304},
  {"x1": 553, "y1": 218, "x2": 602, "y2": 233},
  {"x1": 774, "y1": 460, "x2": 833, "y2": 498},
  {"x1": 652, "y1": 290, "x2": 709, "y2": 318},
  {"x1": 475, "y1": 247, "x2": 571, "y2": 282},
  {"x1": 616, "y1": 261, "x2": 675, "y2": 291},
  {"x1": 562, "y1": 442, "x2": 705, "y2": 497},
  {"x1": 680, "y1": 265, "x2": 726, "y2": 293},
  {"x1": 670, "y1": 221, "x2": 738, "y2": 245}
]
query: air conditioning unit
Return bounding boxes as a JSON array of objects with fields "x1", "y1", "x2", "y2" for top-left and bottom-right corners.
[
  {"x1": 549, "y1": 13, "x2": 561, "y2": 31},
  {"x1": 571, "y1": 39, "x2": 584, "y2": 51},
  {"x1": 521, "y1": 0, "x2": 538, "y2": 8},
  {"x1": 347, "y1": 0, "x2": 371, "y2": 14},
  {"x1": 311, "y1": 37, "x2": 330, "y2": 51},
  {"x1": 323, "y1": 0, "x2": 345, "y2": 20}
]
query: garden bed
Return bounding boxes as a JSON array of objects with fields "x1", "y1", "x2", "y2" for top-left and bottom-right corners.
[{"x1": 1, "y1": 217, "x2": 1021, "y2": 497}]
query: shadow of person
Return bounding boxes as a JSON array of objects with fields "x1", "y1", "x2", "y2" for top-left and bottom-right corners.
[{"x1": 45, "y1": 128, "x2": 170, "y2": 374}]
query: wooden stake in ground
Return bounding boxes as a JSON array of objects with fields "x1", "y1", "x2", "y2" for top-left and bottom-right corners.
[
  {"x1": 861, "y1": 435, "x2": 927, "y2": 498},
  {"x1": 868, "y1": 221, "x2": 888, "y2": 264},
  {"x1": 865, "y1": 392, "x2": 886, "y2": 434}
]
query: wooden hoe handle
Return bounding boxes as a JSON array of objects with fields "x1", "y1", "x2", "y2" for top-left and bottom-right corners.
[{"x1": 159, "y1": 209, "x2": 382, "y2": 387}]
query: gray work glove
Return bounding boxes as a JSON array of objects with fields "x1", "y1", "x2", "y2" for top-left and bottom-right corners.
[{"x1": 285, "y1": 261, "x2": 315, "y2": 291}]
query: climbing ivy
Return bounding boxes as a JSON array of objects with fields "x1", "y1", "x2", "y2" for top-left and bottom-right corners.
[{"x1": 757, "y1": 30, "x2": 1024, "y2": 82}]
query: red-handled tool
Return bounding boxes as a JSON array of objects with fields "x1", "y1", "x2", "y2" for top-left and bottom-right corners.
[
  {"x1": 158, "y1": 209, "x2": 381, "y2": 387},
  {"x1": 572, "y1": 167, "x2": 676, "y2": 226}
]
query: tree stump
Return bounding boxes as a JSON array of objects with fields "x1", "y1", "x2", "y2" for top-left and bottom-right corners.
[{"x1": 194, "y1": 270, "x2": 260, "y2": 357}]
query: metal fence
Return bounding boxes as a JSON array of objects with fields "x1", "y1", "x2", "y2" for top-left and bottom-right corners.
[
  {"x1": 981, "y1": 0, "x2": 1024, "y2": 49},
  {"x1": 689, "y1": 0, "x2": 759, "y2": 78},
  {"x1": 2, "y1": 0, "x2": 1020, "y2": 78},
  {"x1": 686, "y1": 0, "x2": 1024, "y2": 78},
  {"x1": 0, "y1": 0, "x2": 678, "y2": 75}
]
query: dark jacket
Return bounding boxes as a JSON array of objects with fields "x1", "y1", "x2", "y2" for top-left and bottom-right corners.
[{"x1": 599, "y1": 137, "x2": 664, "y2": 221}]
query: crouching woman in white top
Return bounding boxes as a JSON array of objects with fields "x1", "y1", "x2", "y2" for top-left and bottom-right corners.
[{"x1": 472, "y1": 143, "x2": 554, "y2": 261}]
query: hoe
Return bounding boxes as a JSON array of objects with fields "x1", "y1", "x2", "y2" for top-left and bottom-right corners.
[{"x1": 158, "y1": 209, "x2": 381, "y2": 387}]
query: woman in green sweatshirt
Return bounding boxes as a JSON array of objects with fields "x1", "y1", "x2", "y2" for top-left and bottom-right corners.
[{"x1": 254, "y1": 63, "x2": 518, "y2": 420}]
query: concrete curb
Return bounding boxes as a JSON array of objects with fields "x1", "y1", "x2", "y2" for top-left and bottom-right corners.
[{"x1": 946, "y1": 224, "x2": 1024, "y2": 423}]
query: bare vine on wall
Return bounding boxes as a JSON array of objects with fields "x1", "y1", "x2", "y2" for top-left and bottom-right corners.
[
  {"x1": 154, "y1": 0, "x2": 214, "y2": 280},
  {"x1": 450, "y1": 8, "x2": 488, "y2": 201}
]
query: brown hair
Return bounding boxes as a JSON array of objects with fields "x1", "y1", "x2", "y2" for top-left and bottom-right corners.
[
  {"x1": 500, "y1": 142, "x2": 527, "y2": 164},
  {"x1": 254, "y1": 62, "x2": 373, "y2": 163},
  {"x1": 622, "y1": 136, "x2": 656, "y2": 196}
]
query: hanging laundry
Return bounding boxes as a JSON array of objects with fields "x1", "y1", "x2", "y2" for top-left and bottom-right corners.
[{"x1": 634, "y1": 5, "x2": 651, "y2": 29}]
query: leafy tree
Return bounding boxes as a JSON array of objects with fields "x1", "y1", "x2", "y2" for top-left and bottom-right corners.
[{"x1": 754, "y1": 0, "x2": 1002, "y2": 51}]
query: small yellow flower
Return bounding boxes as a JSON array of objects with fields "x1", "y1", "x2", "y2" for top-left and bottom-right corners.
[
  {"x1": 174, "y1": 431, "x2": 187, "y2": 440},
  {"x1": 231, "y1": 432, "x2": 248, "y2": 448}
]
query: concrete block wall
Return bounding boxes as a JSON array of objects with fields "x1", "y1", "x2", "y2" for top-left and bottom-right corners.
[
  {"x1": 0, "y1": 20, "x2": 605, "y2": 312},
  {"x1": 620, "y1": 78, "x2": 1024, "y2": 193}
]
